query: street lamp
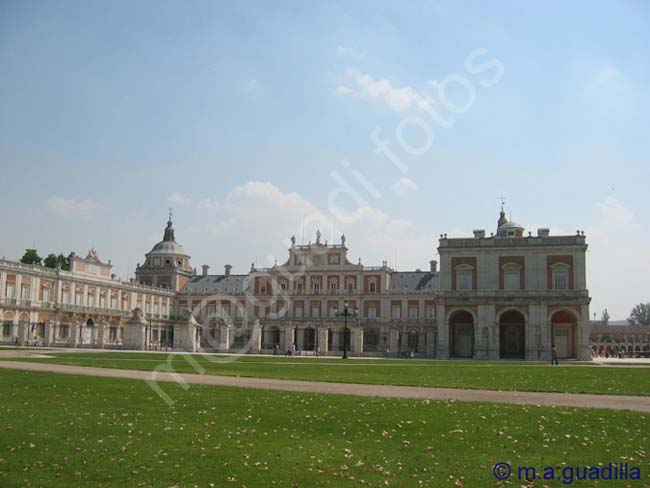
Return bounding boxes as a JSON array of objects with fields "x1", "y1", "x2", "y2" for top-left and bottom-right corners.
[{"x1": 334, "y1": 300, "x2": 359, "y2": 359}]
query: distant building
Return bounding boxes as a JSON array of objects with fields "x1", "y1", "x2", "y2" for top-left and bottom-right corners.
[
  {"x1": 590, "y1": 323, "x2": 650, "y2": 357},
  {"x1": 0, "y1": 208, "x2": 592, "y2": 360}
]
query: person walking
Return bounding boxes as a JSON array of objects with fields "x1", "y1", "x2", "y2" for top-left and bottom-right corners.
[{"x1": 551, "y1": 344, "x2": 559, "y2": 366}]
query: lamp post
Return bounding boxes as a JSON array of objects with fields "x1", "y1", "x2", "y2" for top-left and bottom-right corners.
[{"x1": 334, "y1": 300, "x2": 359, "y2": 359}]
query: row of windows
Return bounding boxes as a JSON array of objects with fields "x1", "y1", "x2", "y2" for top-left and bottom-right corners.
[
  {"x1": 454, "y1": 267, "x2": 570, "y2": 290},
  {"x1": 261, "y1": 281, "x2": 378, "y2": 294}
]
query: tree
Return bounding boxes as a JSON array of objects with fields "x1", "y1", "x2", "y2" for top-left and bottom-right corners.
[
  {"x1": 628, "y1": 303, "x2": 650, "y2": 326},
  {"x1": 43, "y1": 253, "x2": 71, "y2": 270},
  {"x1": 600, "y1": 309, "x2": 610, "y2": 326},
  {"x1": 20, "y1": 249, "x2": 42, "y2": 266}
]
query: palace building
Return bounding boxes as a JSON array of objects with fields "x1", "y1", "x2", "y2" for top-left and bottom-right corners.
[{"x1": 0, "y1": 209, "x2": 592, "y2": 360}]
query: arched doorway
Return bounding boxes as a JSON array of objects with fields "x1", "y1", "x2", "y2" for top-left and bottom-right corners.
[
  {"x1": 303, "y1": 327, "x2": 316, "y2": 351},
  {"x1": 262, "y1": 326, "x2": 280, "y2": 349},
  {"x1": 551, "y1": 310, "x2": 577, "y2": 359},
  {"x1": 499, "y1": 310, "x2": 526, "y2": 359},
  {"x1": 449, "y1": 310, "x2": 474, "y2": 358}
]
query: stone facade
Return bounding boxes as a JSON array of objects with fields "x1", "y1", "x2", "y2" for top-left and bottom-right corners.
[{"x1": 0, "y1": 209, "x2": 592, "y2": 360}]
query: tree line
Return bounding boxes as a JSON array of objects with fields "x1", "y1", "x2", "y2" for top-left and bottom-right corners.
[{"x1": 19, "y1": 249, "x2": 71, "y2": 271}]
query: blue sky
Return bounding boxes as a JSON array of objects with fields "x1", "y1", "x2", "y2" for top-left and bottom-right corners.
[{"x1": 0, "y1": 0, "x2": 648, "y2": 318}]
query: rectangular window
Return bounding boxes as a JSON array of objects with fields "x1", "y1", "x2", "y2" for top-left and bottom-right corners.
[
  {"x1": 456, "y1": 271, "x2": 473, "y2": 290},
  {"x1": 162, "y1": 304, "x2": 168, "y2": 316},
  {"x1": 145, "y1": 302, "x2": 151, "y2": 313},
  {"x1": 5, "y1": 283, "x2": 15, "y2": 299},
  {"x1": 504, "y1": 270, "x2": 521, "y2": 290},
  {"x1": 154, "y1": 303, "x2": 159, "y2": 314},
  {"x1": 58, "y1": 325, "x2": 70, "y2": 339},
  {"x1": 280, "y1": 282, "x2": 286, "y2": 292},
  {"x1": 21, "y1": 284, "x2": 30, "y2": 300},
  {"x1": 76, "y1": 292, "x2": 83, "y2": 306},
  {"x1": 88, "y1": 294, "x2": 95, "y2": 307},
  {"x1": 100, "y1": 295, "x2": 107, "y2": 308},
  {"x1": 369, "y1": 282, "x2": 376, "y2": 293},
  {"x1": 368, "y1": 306, "x2": 377, "y2": 319},
  {"x1": 553, "y1": 271, "x2": 568, "y2": 290},
  {"x1": 36, "y1": 323, "x2": 45, "y2": 338},
  {"x1": 347, "y1": 282, "x2": 354, "y2": 293},
  {"x1": 260, "y1": 284, "x2": 266, "y2": 294},
  {"x1": 330, "y1": 282, "x2": 337, "y2": 291},
  {"x1": 391, "y1": 305, "x2": 401, "y2": 319},
  {"x1": 294, "y1": 306, "x2": 303, "y2": 318},
  {"x1": 311, "y1": 306, "x2": 320, "y2": 318},
  {"x1": 42, "y1": 287, "x2": 50, "y2": 303},
  {"x1": 425, "y1": 306, "x2": 434, "y2": 319},
  {"x1": 297, "y1": 283, "x2": 303, "y2": 292},
  {"x1": 2, "y1": 323, "x2": 11, "y2": 337},
  {"x1": 109, "y1": 327, "x2": 118, "y2": 341},
  {"x1": 62, "y1": 289, "x2": 70, "y2": 304},
  {"x1": 408, "y1": 306, "x2": 418, "y2": 319}
]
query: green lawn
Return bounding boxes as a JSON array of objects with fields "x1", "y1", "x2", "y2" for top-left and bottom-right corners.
[
  {"x1": 0, "y1": 370, "x2": 648, "y2": 487},
  {"x1": 7, "y1": 351, "x2": 650, "y2": 396}
]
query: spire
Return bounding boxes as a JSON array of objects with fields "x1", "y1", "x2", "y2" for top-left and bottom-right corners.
[
  {"x1": 497, "y1": 197, "x2": 508, "y2": 230},
  {"x1": 163, "y1": 210, "x2": 175, "y2": 242}
]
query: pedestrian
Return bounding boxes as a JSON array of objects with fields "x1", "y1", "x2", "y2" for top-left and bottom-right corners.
[
  {"x1": 551, "y1": 344, "x2": 559, "y2": 366},
  {"x1": 273, "y1": 343, "x2": 279, "y2": 356}
]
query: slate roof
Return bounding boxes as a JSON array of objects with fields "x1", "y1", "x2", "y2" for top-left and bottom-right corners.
[
  {"x1": 180, "y1": 274, "x2": 249, "y2": 295},
  {"x1": 389, "y1": 271, "x2": 439, "y2": 292}
]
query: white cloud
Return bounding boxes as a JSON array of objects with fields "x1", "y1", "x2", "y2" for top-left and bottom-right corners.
[
  {"x1": 46, "y1": 197, "x2": 98, "y2": 218},
  {"x1": 168, "y1": 192, "x2": 192, "y2": 205},
  {"x1": 390, "y1": 177, "x2": 419, "y2": 195},
  {"x1": 186, "y1": 181, "x2": 433, "y2": 272},
  {"x1": 595, "y1": 196, "x2": 634, "y2": 225},
  {"x1": 336, "y1": 69, "x2": 438, "y2": 114}
]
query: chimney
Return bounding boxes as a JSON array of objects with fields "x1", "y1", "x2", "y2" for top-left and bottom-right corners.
[
  {"x1": 429, "y1": 260, "x2": 438, "y2": 273},
  {"x1": 224, "y1": 264, "x2": 232, "y2": 277},
  {"x1": 202, "y1": 265, "x2": 209, "y2": 277},
  {"x1": 537, "y1": 228, "x2": 550, "y2": 237},
  {"x1": 473, "y1": 229, "x2": 485, "y2": 239}
]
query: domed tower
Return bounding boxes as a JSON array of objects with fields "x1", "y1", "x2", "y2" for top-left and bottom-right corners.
[
  {"x1": 496, "y1": 205, "x2": 524, "y2": 238},
  {"x1": 135, "y1": 213, "x2": 194, "y2": 291}
]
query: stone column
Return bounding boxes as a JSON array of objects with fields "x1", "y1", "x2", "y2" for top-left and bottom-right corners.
[
  {"x1": 352, "y1": 327, "x2": 363, "y2": 355},
  {"x1": 477, "y1": 304, "x2": 496, "y2": 360},
  {"x1": 285, "y1": 325, "x2": 295, "y2": 350},
  {"x1": 389, "y1": 328, "x2": 399, "y2": 356},
  {"x1": 425, "y1": 328, "x2": 435, "y2": 358},
  {"x1": 435, "y1": 303, "x2": 449, "y2": 359},
  {"x1": 218, "y1": 325, "x2": 231, "y2": 352},
  {"x1": 70, "y1": 320, "x2": 79, "y2": 348},
  {"x1": 44, "y1": 320, "x2": 55, "y2": 347},
  {"x1": 97, "y1": 321, "x2": 108, "y2": 349},
  {"x1": 17, "y1": 320, "x2": 29, "y2": 346},
  {"x1": 528, "y1": 304, "x2": 549, "y2": 361},
  {"x1": 577, "y1": 304, "x2": 591, "y2": 361},
  {"x1": 318, "y1": 327, "x2": 328, "y2": 355}
]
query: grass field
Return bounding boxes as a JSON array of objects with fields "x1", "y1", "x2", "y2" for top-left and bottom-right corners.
[
  {"x1": 6, "y1": 350, "x2": 650, "y2": 396},
  {"x1": 0, "y1": 369, "x2": 648, "y2": 487}
]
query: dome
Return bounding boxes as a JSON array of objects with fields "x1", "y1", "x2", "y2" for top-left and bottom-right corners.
[
  {"x1": 148, "y1": 240, "x2": 188, "y2": 256},
  {"x1": 146, "y1": 214, "x2": 190, "y2": 257},
  {"x1": 499, "y1": 221, "x2": 523, "y2": 230}
]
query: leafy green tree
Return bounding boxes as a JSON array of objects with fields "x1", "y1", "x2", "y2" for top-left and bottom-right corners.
[
  {"x1": 43, "y1": 253, "x2": 71, "y2": 270},
  {"x1": 628, "y1": 303, "x2": 650, "y2": 326},
  {"x1": 600, "y1": 309, "x2": 610, "y2": 326},
  {"x1": 20, "y1": 249, "x2": 42, "y2": 266},
  {"x1": 43, "y1": 253, "x2": 58, "y2": 268}
]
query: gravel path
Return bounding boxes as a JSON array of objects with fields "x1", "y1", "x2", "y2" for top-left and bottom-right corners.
[{"x1": 1, "y1": 360, "x2": 649, "y2": 412}]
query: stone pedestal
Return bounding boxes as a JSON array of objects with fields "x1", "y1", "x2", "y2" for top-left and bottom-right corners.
[
  {"x1": 44, "y1": 321, "x2": 55, "y2": 347},
  {"x1": 174, "y1": 322, "x2": 197, "y2": 352},
  {"x1": 70, "y1": 321, "x2": 80, "y2": 348},
  {"x1": 218, "y1": 325, "x2": 231, "y2": 352},
  {"x1": 318, "y1": 327, "x2": 328, "y2": 355},
  {"x1": 389, "y1": 328, "x2": 399, "y2": 356},
  {"x1": 435, "y1": 304, "x2": 449, "y2": 359},
  {"x1": 98, "y1": 321, "x2": 108, "y2": 349},
  {"x1": 352, "y1": 327, "x2": 363, "y2": 355},
  {"x1": 123, "y1": 310, "x2": 147, "y2": 351},
  {"x1": 251, "y1": 321, "x2": 262, "y2": 353},
  {"x1": 477, "y1": 304, "x2": 496, "y2": 360},
  {"x1": 17, "y1": 321, "x2": 29, "y2": 346}
]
